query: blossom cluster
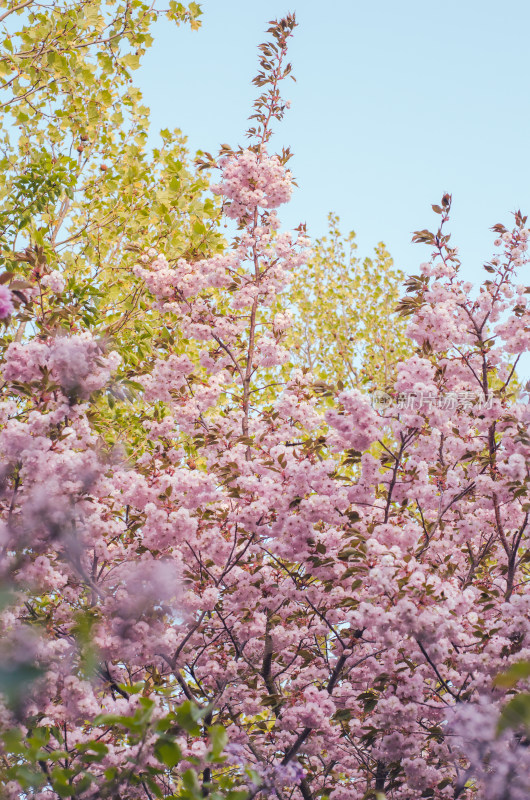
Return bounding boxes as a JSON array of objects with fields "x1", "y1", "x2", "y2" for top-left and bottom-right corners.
[{"x1": 211, "y1": 149, "x2": 293, "y2": 220}]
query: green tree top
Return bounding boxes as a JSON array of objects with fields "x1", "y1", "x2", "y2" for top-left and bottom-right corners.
[{"x1": 286, "y1": 212, "x2": 412, "y2": 391}]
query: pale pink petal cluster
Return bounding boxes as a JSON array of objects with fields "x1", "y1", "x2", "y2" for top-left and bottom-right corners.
[{"x1": 212, "y1": 149, "x2": 293, "y2": 219}]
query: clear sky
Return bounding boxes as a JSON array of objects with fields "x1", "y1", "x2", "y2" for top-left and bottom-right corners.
[{"x1": 136, "y1": 0, "x2": 530, "y2": 289}]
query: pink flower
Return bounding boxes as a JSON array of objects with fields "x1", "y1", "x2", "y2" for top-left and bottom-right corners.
[
  {"x1": 0, "y1": 285, "x2": 14, "y2": 319},
  {"x1": 41, "y1": 271, "x2": 66, "y2": 294}
]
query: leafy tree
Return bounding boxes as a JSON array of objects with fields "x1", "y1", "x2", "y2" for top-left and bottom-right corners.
[
  {"x1": 0, "y1": 0, "x2": 221, "y2": 372},
  {"x1": 0, "y1": 0, "x2": 225, "y2": 457},
  {"x1": 285, "y1": 213, "x2": 412, "y2": 391}
]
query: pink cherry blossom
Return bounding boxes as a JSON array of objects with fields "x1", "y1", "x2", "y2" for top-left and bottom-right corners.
[{"x1": 0, "y1": 285, "x2": 14, "y2": 318}]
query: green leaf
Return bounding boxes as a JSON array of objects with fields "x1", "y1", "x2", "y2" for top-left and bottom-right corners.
[
  {"x1": 75, "y1": 740, "x2": 109, "y2": 756},
  {"x1": 120, "y1": 54, "x2": 141, "y2": 71},
  {"x1": 494, "y1": 661, "x2": 530, "y2": 689},
  {"x1": 154, "y1": 739, "x2": 182, "y2": 768},
  {"x1": 174, "y1": 700, "x2": 206, "y2": 734},
  {"x1": 497, "y1": 692, "x2": 530, "y2": 734},
  {"x1": 182, "y1": 768, "x2": 201, "y2": 793},
  {"x1": 207, "y1": 725, "x2": 227, "y2": 760},
  {"x1": 0, "y1": 665, "x2": 45, "y2": 708}
]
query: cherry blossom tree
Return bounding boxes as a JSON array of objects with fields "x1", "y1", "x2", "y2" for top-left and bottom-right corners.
[{"x1": 1, "y1": 12, "x2": 530, "y2": 800}]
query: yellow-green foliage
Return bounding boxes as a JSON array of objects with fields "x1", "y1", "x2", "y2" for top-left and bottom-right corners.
[
  {"x1": 0, "y1": 0, "x2": 223, "y2": 452},
  {"x1": 285, "y1": 213, "x2": 412, "y2": 391}
]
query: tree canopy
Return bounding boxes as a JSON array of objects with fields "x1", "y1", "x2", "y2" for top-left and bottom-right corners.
[{"x1": 1, "y1": 8, "x2": 529, "y2": 800}]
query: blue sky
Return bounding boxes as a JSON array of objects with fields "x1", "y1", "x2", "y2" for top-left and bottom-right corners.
[{"x1": 136, "y1": 0, "x2": 530, "y2": 287}]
